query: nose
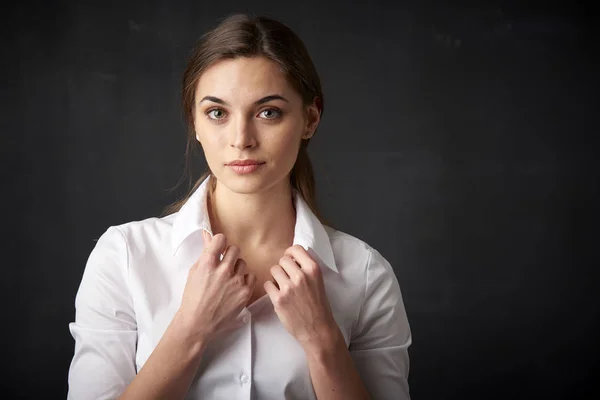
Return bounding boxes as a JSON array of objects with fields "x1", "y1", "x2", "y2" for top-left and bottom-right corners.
[{"x1": 229, "y1": 114, "x2": 257, "y2": 150}]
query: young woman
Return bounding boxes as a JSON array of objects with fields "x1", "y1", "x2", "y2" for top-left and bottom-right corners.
[{"x1": 67, "y1": 13, "x2": 412, "y2": 400}]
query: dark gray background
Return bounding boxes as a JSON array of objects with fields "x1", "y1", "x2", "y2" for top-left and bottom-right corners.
[{"x1": 3, "y1": 0, "x2": 597, "y2": 399}]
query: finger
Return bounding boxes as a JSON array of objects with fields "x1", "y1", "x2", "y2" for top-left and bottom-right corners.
[
  {"x1": 284, "y1": 245, "x2": 318, "y2": 272},
  {"x1": 245, "y1": 272, "x2": 257, "y2": 288},
  {"x1": 278, "y1": 256, "x2": 303, "y2": 282},
  {"x1": 233, "y1": 257, "x2": 247, "y2": 276},
  {"x1": 264, "y1": 279, "x2": 280, "y2": 299},
  {"x1": 266, "y1": 276, "x2": 279, "y2": 290},
  {"x1": 270, "y1": 265, "x2": 290, "y2": 288},
  {"x1": 204, "y1": 233, "x2": 228, "y2": 261},
  {"x1": 202, "y1": 229, "x2": 212, "y2": 245},
  {"x1": 221, "y1": 244, "x2": 241, "y2": 273}
]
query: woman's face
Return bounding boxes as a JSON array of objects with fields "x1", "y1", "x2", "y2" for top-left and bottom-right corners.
[{"x1": 193, "y1": 56, "x2": 319, "y2": 195}]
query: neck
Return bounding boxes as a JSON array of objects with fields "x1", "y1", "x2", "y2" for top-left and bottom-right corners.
[{"x1": 207, "y1": 177, "x2": 296, "y2": 250}]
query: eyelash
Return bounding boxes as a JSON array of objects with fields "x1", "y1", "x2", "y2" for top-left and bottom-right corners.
[{"x1": 205, "y1": 108, "x2": 282, "y2": 123}]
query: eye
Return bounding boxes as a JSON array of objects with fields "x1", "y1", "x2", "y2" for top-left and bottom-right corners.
[
  {"x1": 259, "y1": 108, "x2": 282, "y2": 119},
  {"x1": 206, "y1": 108, "x2": 227, "y2": 121}
]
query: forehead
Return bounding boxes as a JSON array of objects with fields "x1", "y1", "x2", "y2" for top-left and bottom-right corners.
[{"x1": 195, "y1": 56, "x2": 297, "y2": 102}]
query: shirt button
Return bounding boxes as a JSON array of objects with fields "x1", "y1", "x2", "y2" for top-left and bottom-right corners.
[
  {"x1": 240, "y1": 374, "x2": 250, "y2": 384},
  {"x1": 242, "y1": 315, "x2": 250, "y2": 324}
]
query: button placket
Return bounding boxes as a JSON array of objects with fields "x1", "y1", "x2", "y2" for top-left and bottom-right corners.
[
  {"x1": 235, "y1": 308, "x2": 252, "y2": 394},
  {"x1": 239, "y1": 309, "x2": 251, "y2": 324}
]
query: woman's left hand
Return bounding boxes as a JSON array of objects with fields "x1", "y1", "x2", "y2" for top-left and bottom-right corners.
[{"x1": 264, "y1": 245, "x2": 340, "y2": 350}]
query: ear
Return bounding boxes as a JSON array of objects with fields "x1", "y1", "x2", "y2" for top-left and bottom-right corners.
[
  {"x1": 303, "y1": 97, "x2": 322, "y2": 139},
  {"x1": 192, "y1": 112, "x2": 201, "y2": 143}
]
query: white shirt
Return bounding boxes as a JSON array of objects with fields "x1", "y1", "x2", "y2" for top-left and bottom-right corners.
[{"x1": 67, "y1": 175, "x2": 412, "y2": 400}]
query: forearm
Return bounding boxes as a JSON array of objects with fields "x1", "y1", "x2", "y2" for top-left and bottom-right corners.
[
  {"x1": 118, "y1": 311, "x2": 208, "y2": 400},
  {"x1": 304, "y1": 328, "x2": 370, "y2": 400}
]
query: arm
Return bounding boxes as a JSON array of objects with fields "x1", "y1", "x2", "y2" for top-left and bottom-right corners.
[
  {"x1": 347, "y1": 247, "x2": 412, "y2": 400},
  {"x1": 301, "y1": 246, "x2": 411, "y2": 400},
  {"x1": 117, "y1": 311, "x2": 209, "y2": 400},
  {"x1": 67, "y1": 227, "x2": 208, "y2": 400},
  {"x1": 303, "y1": 328, "x2": 371, "y2": 400},
  {"x1": 266, "y1": 244, "x2": 410, "y2": 399}
]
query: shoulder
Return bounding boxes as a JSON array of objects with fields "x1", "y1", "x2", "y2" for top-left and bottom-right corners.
[
  {"x1": 112, "y1": 213, "x2": 175, "y2": 234},
  {"x1": 324, "y1": 225, "x2": 382, "y2": 258},
  {"x1": 324, "y1": 225, "x2": 389, "y2": 268},
  {"x1": 323, "y1": 225, "x2": 394, "y2": 277},
  {"x1": 98, "y1": 213, "x2": 177, "y2": 252}
]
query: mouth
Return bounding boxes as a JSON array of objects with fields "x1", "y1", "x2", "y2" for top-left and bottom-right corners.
[
  {"x1": 227, "y1": 161, "x2": 264, "y2": 166},
  {"x1": 227, "y1": 162, "x2": 265, "y2": 174}
]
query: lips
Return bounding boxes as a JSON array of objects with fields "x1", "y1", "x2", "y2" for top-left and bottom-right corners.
[
  {"x1": 228, "y1": 162, "x2": 264, "y2": 174},
  {"x1": 227, "y1": 160, "x2": 264, "y2": 166}
]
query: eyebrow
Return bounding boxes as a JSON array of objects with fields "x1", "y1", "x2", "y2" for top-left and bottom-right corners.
[{"x1": 198, "y1": 94, "x2": 289, "y2": 106}]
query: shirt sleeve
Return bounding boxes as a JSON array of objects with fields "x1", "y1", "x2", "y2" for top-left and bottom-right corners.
[
  {"x1": 67, "y1": 226, "x2": 138, "y2": 400},
  {"x1": 349, "y1": 246, "x2": 412, "y2": 400}
]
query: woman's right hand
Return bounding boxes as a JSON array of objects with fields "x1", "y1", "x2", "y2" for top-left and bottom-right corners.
[{"x1": 175, "y1": 230, "x2": 256, "y2": 343}]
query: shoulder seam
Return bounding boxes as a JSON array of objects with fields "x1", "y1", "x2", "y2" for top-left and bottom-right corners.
[
  {"x1": 351, "y1": 245, "x2": 371, "y2": 341},
  {"x1": 112, "y1": 225, "x2": 132, "y2": 300}
]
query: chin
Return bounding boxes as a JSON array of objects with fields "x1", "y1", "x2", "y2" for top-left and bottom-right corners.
[
  {"x1": 216, "y1": 168, "x2": 269, "y2": 194},
  {"x1": 216, "y1": 167, "x2": 288, "y2": 195}
]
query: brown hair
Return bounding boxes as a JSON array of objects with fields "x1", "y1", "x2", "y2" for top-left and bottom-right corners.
[{"x1": 161, "y1": 13, "x2": 332, "y2": 227}]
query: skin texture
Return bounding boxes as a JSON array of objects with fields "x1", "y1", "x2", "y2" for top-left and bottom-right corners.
[
  {"x1": 119, "y1": 56, "x2": 370, "y2": 400},
  {"x1": 192, "y1": 56, "x2": 318, "y2": 251}
]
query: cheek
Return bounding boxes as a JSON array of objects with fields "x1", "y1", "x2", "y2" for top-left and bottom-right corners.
[
  {"x1": 270, "y1": 133, "x2": 302, "y2": 164},
  {"x1": 194, "y1": 119, "x2": 223, "y2": 147},
  {"x1": 198, "y1": 137, "x2": 223, "y2": 166}
]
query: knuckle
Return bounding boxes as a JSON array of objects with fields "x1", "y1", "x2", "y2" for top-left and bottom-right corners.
[
  {"x1": 306, "y1": 262, "x2": 319, "y2": 273},
  {"x1": 201, "y1": 245, "x2": 218, "y2": 259},
  {"x1": 199, "y1": 254, "x2": 216, "y2": 268},
  {"x1": 221, "y1": 246, "x2": 238, "y2": 265},
  {"x1": 306, "y1": 268, "x2": 317, "y2": 278},
  {"x1": 211, "y1": 234, "x2": 225, "y2": 247},
  {"x1": 288, "y1": 275, "x2": 299, "y2": 286},
  {"x1": 272, "y1": 294, "x2": 283, "y2": 306},
  {"x1": 241, "y1": 286, "x2": 252, "y2": 297}
]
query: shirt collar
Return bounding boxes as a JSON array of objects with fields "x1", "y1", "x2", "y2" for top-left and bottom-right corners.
[{"x1": 170, "y1": 175, "x2": 338, "y2": 273}]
